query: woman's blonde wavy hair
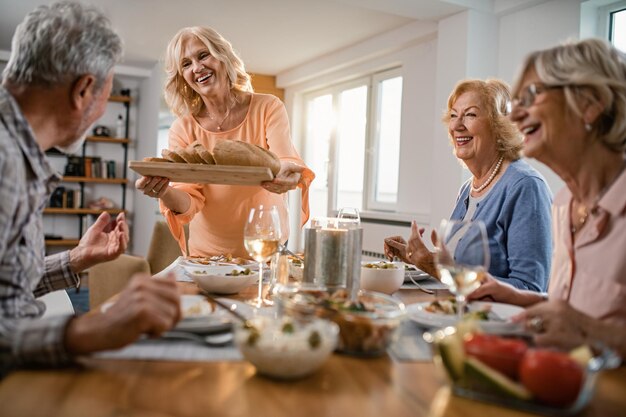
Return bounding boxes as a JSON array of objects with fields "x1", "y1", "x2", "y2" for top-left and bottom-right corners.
[
  {"x1": 512, "y1": 38, "x2": 626, "y2": 153},
  {"x1": 443, "y1": 78, "x2": 523, "y2": 161},
  {"x1": 163, "y1": 26, "x2": 253, "y2": 117}
]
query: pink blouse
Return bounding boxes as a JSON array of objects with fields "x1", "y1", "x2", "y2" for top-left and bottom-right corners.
[{"x1": 548, "y1": 168, "x2": 626, "y2": 325}]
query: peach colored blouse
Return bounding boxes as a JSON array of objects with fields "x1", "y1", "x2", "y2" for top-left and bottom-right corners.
[
  {"x1": 159, "y1": 93, "x2": 314, "y2": 258},
  {"x1": 548, "y1": 168, "x2": 626, "y2": 325}
]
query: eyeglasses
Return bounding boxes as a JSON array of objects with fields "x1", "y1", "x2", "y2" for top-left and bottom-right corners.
[{"x1": 507, "y1": 83, "x2": 565, "y2": 113}]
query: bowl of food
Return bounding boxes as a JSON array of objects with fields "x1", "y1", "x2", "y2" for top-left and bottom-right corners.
[
  {"x1": 275, "y1": 288, "x2": 406, "y2": 357},
  {"x1": 360, "y1": 261, "x2": 405, "y2": 295},
  {"x1": 287, "y1": 255, "x2": 304, "y2": 282},
  {"x1": 423, "y1": 326, "x2": 620, "y2": 414},
  {"x1": 234, "y1": 315, "x2": 338, "y2": 379},
  {"x1": 188, "y1": 265, "x2": 258, "y2": 294}
]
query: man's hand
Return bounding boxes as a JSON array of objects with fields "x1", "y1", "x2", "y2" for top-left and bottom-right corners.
[
  {"x1": 69, "y1": 211, "x2": 129, "y2": 273},
  {"x1": 64, "y1": 273, "x2": 181, "y2": 354}
]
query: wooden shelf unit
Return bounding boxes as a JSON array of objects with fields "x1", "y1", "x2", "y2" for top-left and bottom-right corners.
[{"x1": 44, "y1": 93, "x2": 132, "y2": 249}]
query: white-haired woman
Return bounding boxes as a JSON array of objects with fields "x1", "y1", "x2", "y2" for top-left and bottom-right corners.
[
  {"x1": 470, "y1": 38, "x2": 626, "y2": 356},
  {"x1": 135, "y1": 27, "x2": 314, "y2": 258}
]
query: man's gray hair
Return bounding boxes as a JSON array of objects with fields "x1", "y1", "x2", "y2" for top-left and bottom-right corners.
[{"x1": 3, "y1": 1, "x2": 123, "y2": 90}]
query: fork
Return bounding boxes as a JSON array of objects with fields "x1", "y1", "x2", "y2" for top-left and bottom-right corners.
[
  {"x1": 394, "y1": 257, "x2": 435, "y2": 295},
  {"x1": 279, "y1": 244, "x2": 305, "y2": 262}
]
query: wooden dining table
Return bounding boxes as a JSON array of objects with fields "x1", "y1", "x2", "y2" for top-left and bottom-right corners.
[{"x1": 0, "y1": 283, "x2": 624, "y2": 417}]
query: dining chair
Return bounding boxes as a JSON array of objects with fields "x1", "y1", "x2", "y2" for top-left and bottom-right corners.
[
  {"x1": 88, "y1": 220, "x2": 187, "y2": 309},
  {"x1": 37, "y1": 290, "x2": 75, "y2": 318}
]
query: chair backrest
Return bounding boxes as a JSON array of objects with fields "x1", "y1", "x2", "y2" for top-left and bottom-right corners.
[
  {"x1": 88, "y1": 254, "x2": 150, "y2": 309},
  {"x1": 146, "y1": 221, "x2": 187, "y2": 274}
]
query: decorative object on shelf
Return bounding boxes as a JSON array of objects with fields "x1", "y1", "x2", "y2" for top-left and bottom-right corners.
[
  {"x1": 45, "y1": 93, "x2": 132, "y2": 249},
  {"x1": 92, "y1": 125, "x2": 111, "y2": 137},
  {"x1": 64, "y1": 156, "x2": 84, "y2": 176},
  {"x1": 88, "y1": 197, "x2": 116, "y2": 210},
  {"x1": 115, "y1": 115, "x2": 124, "y2": 138}
]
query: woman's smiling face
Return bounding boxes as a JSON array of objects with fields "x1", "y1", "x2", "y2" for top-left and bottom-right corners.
[
  {"x1": 179, "y1": 35, "x2": 229, "y2": 97},
  {"x1": 448, "y1": 90, "x2": 496, "y2": 165},
  {"x1": 509, "y1": 68, "x2": 580, "y2": 164}
]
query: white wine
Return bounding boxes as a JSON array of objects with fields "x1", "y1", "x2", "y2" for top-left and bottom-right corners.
[
  {"x1": 245, "y1": 238, "x2": 280, "y2": 262},
  {"x1": 438, "y1": 264, "x2": 483, "y2": 296}
]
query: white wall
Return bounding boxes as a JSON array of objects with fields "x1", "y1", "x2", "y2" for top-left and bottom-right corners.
[
  {"x1": 279, "y1": 0, "x2": 590, "y2": 252},
  {"x1": 498, "y1": 0, "x2": 582, "y2": 195}
]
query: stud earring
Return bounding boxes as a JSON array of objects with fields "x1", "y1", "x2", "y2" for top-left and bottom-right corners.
[{"x1": 585, "y1": 123, "x2": 592, "y2": 132}]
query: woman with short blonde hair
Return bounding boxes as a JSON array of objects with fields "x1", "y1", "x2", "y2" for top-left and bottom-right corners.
[{"x1": 386, "y1": 78, "x2": 553, "y2": 292}]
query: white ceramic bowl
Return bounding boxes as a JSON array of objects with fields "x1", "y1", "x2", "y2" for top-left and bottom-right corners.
[
  {"x1": 360, "y1": 261, "x2": 405, "y2": 295},
  {"x1": 234, "y1": 315, "x2": 338, "y2": 379},
  {"x1": 188, "y1": 265, "x2": 258, "y2": 295}
]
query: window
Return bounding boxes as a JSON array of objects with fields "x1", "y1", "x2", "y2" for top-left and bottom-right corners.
[
  {"x1": 302, "y1": 68, "x2": 403, "y2": 220},
  {"x1": 609, "y1": 6, "x2": 626, "y2": 51}
]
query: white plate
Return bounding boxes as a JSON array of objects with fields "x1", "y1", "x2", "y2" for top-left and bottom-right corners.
[
  {"x1": 407, "y1": 301, "x2": 524, "y2": 334},
  {"x1": 101, "y1": 295, "x2": 252, "y2": 334}
]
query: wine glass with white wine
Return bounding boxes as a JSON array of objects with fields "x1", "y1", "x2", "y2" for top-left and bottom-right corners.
[
  {"x1": 435, "y1": 219, "x2": 490, "y2": 322},
  {"x1": 244, "y1": 205, "x2": 281, "y2": 308}
]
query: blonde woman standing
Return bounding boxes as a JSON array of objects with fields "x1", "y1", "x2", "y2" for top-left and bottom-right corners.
[{"x1": 136, "y1": 27, "x2": 314, "y2": 258}]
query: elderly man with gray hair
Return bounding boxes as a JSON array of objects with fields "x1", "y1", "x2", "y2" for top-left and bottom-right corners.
[{"x1": 0, "y1": 1, "x2": 180, "y2": 375}]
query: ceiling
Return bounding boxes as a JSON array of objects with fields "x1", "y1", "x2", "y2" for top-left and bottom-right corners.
[{"x1": 0, "y1": 0, "x2": 474, "y2": 75}]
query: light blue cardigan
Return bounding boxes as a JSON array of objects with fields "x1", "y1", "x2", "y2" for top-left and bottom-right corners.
[{"x1": 450, "y1": 159, "x2": 552, "y2": 291}]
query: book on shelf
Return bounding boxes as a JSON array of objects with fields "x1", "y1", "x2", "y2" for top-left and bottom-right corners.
[
  {"x1": 48, "y1": 187, "x2": 82, "y2": 209},
  {"x1": 49, "y1": 187, "x2": 65, "y2": 208},
  {"x1": 106, "y1": 160, "x2": 116, "y2": 178},
  {"x1": 84, "y1": 157, "x2": 93, "y2": 178}
]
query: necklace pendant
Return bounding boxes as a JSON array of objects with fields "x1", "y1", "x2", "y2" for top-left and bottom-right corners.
[{"x1": 217, "y1": 126, "x2": 222, "y2": 131}]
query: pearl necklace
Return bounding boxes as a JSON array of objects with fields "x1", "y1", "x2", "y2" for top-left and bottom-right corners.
[
  {"x1": 201, "y1": 95, "x2": 236, "y2": 131},
  {"x1": 471, "y1": 155, "x2": 504, "y2": 193}
]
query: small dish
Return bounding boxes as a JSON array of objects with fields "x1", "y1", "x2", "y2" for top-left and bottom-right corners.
[
  {"x1": 189, "y1": 265, "x2": 258, "y2": 295},
  {"x1": 234, "y1": 315, "x2": 338, "y2": 379},
  {"x1": 360, "y1": 261, "x2": 404, "y2": 294},
  {"x1": 403, "y1": 264, "x2": 431, "y2": 283}
]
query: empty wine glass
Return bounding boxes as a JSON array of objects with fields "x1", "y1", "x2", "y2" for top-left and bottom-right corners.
[
  {"x1": 435, "y1": 219, "x2": 489, "y2": 322},
  {"x1": 243, "y1": 205, "x2": 281, "y2": 308},
  {"x1": 337, "y1": 207, "x2": 360, "y2": 223}
]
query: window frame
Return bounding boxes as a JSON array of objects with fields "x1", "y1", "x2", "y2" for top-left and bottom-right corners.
[
  {"x1": 301, "y1": 67, "x2": 403, "y2": 217},
  {"x1": 598, "y1": 0, "x2": 626, "y2": 43},
  {"x1": 366, "y1": 67, "x2": 403, "y2": 212},
  {"x1": 302, "y1": 75, "x2": 371, "y2": 217}
]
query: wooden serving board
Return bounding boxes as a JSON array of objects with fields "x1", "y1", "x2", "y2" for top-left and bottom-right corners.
[{"x1": 128, "y1": 161, "x2": 274, "y2": 185}]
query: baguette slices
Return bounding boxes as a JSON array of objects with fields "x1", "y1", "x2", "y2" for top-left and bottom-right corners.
[{"x1": 156, "y1": 139, "x2": 280, "y2": 176}]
